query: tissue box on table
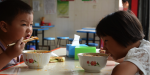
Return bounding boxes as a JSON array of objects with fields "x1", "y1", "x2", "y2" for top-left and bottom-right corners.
[
  {"x1": 66, "y1": 44, "x2": 87, "y2": 58},
  {"x1": 74, "y1": 46, "x2": 96, "y2": 60}
]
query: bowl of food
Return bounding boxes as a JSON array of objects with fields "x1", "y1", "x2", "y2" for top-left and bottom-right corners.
[
  {"x1": 22, "y1": 50, "x2": 51, "y2": 69},
  {"x1": 78, "y1": 53, "x2": 108, "y2": 73}
]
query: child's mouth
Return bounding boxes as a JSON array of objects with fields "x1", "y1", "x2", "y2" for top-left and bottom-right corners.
[{"x1": 25, "y1": 35, "x2": 31, "y2": 39}]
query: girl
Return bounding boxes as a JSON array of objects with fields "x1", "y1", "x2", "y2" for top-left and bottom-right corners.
[
  {"x1": 0, "y1": 0, "x2": 33, "y2": 69},
  {"x1": 96, "y1": 11, "x2": 150, "y2": 75},
  {"x1": 122, "y1": 0, "x2": 129, "y2": 11}
]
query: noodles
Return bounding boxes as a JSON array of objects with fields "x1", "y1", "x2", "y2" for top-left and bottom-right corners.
[
  {"x1": 27, "y1": 51, "x2": 51, "y2": 53},
  {"x1": 83, "y1": 54, "x2": 102, "y2": 57},
  {"x1": 83, "y1": 53, "x2": 108, "y2": 57}
]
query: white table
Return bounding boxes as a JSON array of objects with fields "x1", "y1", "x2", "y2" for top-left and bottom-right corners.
[
  {"x1": 0, "y1": 48, "x2": 117, "y2": 75},
  {"x1": 82, "y1": 27, "x2": 96, "y2": 30}
]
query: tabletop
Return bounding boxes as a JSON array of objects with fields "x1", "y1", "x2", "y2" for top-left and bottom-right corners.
[
  {"x1": 0, "y1": 48, "x2": 117, "y2": 75},
  {"x1": 33, "y1": 25, "x2": 55, "y2": 28},
  {"x1": 0, "y1": 59, "x2": 116, "y2": 75},
  {"x1": 33, "y1": 28, "x2": 49, "y2": 31},
  {"x1": 82, "y1": 27, "x2": 96, "y2": 30},
  {"x1": 76, "y1": 29, "x2": 96, "y2": 33}
]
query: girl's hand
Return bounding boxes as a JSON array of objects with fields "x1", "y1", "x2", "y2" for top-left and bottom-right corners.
[
  {"x1": 4, "y1": 37, "x2": 25, "y2": 59},
  {"x1": 99, "y1": 47, "x2": 124, "y2": 63},
  {"x1": 99, "y1": 47, "x2": 114, "y2": 60},
  {"x1": 99, "y1": 47, "x2": 106, "y2": 54}
]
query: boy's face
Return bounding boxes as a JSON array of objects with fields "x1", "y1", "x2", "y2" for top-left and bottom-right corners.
[
  {"x1": 6, "y1": 13, "x2": 33, "y2": 43},
  {"x1": 102, "y1": 36, "x2": 127, "y2": 60}
]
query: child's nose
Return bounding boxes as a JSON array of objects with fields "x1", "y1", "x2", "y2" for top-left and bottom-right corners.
[{"x1": 26, "y1": 26, "x2": 32, "y2": 33}]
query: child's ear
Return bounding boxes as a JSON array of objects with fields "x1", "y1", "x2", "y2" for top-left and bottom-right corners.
[{"x1": 0, "y1": 21, "x2": 8, "y2": 32}]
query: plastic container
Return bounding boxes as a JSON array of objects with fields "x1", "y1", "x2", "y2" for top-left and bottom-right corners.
[
  {"x1": 74, "y1": 46, "x2": 96, "y2": 60},
  {"x1": 66, "y1": 44, "x2": 87, "y2": 58}
]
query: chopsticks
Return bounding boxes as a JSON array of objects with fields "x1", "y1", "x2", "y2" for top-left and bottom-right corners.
[{"x1": 7, "y1": 36, "x2": 39, "y2": 46}]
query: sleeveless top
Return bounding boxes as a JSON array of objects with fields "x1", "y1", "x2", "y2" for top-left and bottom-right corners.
[
  {"x1": 0, "y1": 41, "x2": 18, "y2": 69},
  {"x1": 124, "y1": 39, "x2": 150, "y2": 75}
]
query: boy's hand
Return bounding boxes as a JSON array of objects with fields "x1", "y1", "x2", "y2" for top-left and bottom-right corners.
[{"x1": 4, "y1": 37, "x2": 25, "y2": 59}]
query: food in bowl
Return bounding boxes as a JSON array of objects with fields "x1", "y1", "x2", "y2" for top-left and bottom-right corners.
[
  {"x1": 78, "y1": 53, "x2": 108, "y2": 73},
  {"x1": 49, "y1": 57, "x2": 65, "y2": 63},
  {"x1": 83, "y1": 53, "x2": 107, "y2": 57},
  {"x1": 100, "y1": 50, "x2": 106, "y2": 54},
  {"x1": 27, "y1": 50, "x2": 51, "y2": 53},
  {"x1": 22, "y1": 50, "x2": 52, "y2": 69}
]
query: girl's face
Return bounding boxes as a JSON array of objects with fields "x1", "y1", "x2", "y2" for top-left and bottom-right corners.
[
  {"x1": 122, "y1": 1, "x2": 129, "y2": 8},
  {"x1": 102, "y1": 36, "x2": 127, "y2": 60},
  {"x1": 6, "y1": 13, "x2": 33, "y2": 43}
]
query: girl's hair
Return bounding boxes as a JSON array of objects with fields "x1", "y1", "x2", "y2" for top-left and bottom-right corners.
[
  {"x1": 96, "y1": 11, "x2": 145, "y2": 47},
  {"x1": 0, "y1": 0, "x2": 32, "y2": 25},
  {"x1": 122, "y1": 0, "x2": 128, "y2": 3}
]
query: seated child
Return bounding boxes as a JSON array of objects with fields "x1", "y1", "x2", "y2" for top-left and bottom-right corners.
[
  {"x1": 122, "y1": 0, "x2": 129, "y2": 11},
  {"x1": 96, "y1": 11, "x2": 150, "y2": 75},
  {"x1": 0, "y1": 0, "x2": 33, "y2": 70}
]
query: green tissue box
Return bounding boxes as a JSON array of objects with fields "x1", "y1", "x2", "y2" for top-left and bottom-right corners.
[{"x1": 74, "y1": 46, "x2": 96, "y2": 60}]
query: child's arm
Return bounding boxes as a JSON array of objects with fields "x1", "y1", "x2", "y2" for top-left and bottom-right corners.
[
  {"x1": 112, "y1": 61, "x2": 139, "y2": 75},
  {"x1": 17, "y1": 54, "x2": 23, "y2": 62},
  {"x1": 20, "y1": 55, "x2": 23, "y2": 62},
  {"x1": 0, "y1": 52, "x2": 12, "y2": 69},
  {"x1": 0, "y1": 37, "x2": 25, "y2": 70}
]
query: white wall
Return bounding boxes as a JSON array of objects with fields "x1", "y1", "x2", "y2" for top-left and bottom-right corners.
[{"x1": 23, "y1": 0, "x2": 119, "y2": 49}]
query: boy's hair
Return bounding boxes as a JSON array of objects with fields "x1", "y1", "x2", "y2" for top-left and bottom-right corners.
[
  {"x1": 96, "y1": 11, "x2": 145, "y2": 47},
  {"x1": 0, "y1": 0, "x2": 32, "y2": 25}
]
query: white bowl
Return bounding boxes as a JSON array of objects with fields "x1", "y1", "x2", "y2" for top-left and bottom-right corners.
[
  {"x1": 22, "y1": 50, "x2": 51, "y2": 69},
  {"x1": 78, "y1": 53, "x2": 108, "y2": 73}
]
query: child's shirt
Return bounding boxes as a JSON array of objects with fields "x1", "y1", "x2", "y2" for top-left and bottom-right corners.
[
  {"x1": 0, "y1": 41, "x2": 18, "y2": 70},
  {"x1": 124, "y1": 39, "x2": 150, "y2": 75}
]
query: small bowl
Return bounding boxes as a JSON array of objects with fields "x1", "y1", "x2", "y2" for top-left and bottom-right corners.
[
  {"x1": 78, "y1": 53, "x2": 108, "y2": 73},
  {"x1": 22, "y1": 50, "x2": 51, "y2": 69}
]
